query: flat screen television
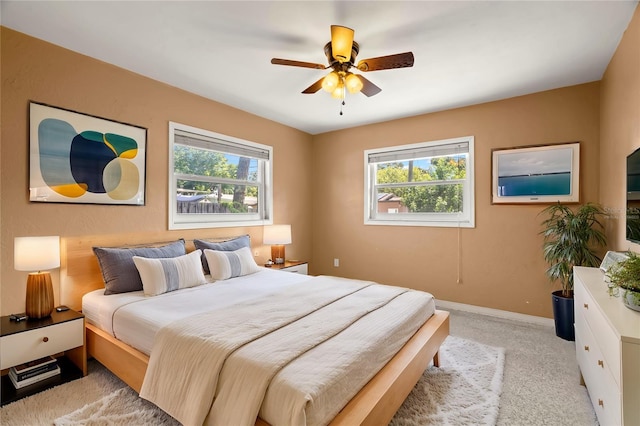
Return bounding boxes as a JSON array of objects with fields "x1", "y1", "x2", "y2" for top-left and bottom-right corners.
[{"x1": 627, "y1": 147, "x2": 640, "y2": 243}]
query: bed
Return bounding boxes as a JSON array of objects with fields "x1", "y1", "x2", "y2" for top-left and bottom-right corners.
[{"x1": 60, "y1": 234, "x2": 450, "y2": 426}]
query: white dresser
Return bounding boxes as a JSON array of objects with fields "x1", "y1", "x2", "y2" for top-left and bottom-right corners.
[{"x1": 574, "y1": 266, "x2": 640, "y2": 426}]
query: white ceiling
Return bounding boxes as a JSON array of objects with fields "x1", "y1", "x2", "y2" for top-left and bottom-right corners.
[{"x1": 2, "y1": 1, "x2": 637, "y2": 135}]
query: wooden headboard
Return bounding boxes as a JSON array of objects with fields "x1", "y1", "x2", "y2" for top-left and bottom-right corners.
[{"x1": 60, "y1": 232, "x2": 244, "y2": 311}]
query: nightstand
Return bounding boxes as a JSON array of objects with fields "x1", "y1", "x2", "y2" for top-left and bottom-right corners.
[
  {"x1": 0, "y1": 309, "x2": 86, "y2": 406},
  {"x1": 266, "y1": 260, "x2": 308, "y2": 275}
]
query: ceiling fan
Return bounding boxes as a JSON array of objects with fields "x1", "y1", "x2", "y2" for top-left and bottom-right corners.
[{"x1": 271, "y1": 25, "x2": 414, "y2": 103}]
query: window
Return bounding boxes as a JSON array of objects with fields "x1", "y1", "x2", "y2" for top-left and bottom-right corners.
[
  {"x1": 364, "y1": 136, "x2": 474, "y2": 227},
  {"x1": 169, "y1": 122, "x2": 273, "y2": 229}
]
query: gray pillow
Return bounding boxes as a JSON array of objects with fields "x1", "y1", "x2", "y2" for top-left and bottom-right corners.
[
  {"x1": 193, "y1": 235, "x2": 250, "y2": 274},
  {"x1": 93, "y1": 239, "x2": 186, "y2": 295}
]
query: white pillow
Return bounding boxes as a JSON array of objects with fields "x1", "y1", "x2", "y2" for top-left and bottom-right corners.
[
  {"x1": 203, "y1": 246, "x2": 261, "y2": 280},
  {"x1": 133, "y1": 250, "x2": 206, "y2": 296}
]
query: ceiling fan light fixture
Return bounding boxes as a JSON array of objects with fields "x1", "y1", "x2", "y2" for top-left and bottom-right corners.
[
  {"x1": 331, "y1": 83, "x2": 345, "y2": 99},
  {"x1": 272, "y1": 25, "x2": 414, "y2": 102},
  {"x1": 345, "y1": 73, "x2": 363, "y2": 94},
  {"x1": 330, "y1": 25, "x2": 354, "y2": 63},
  {"x1": 322, "y1": 71, "x2": 340, "y2": 92}
]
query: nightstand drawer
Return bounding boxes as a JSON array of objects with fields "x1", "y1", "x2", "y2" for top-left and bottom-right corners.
[
  {"x1": 282, "y1": 263, "x2": 308, "y2": 274},
  {"x1": 0, "y1": 318, "x2": 84, "y2": 369},
  {"x1": 266, "y1": 261, "x2": 309, "y2": 275}
]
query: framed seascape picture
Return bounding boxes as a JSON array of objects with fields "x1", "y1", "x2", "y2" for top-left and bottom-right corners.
[
  {"x1": 491, "y1": 142, "x2": 580, "y2": 204},
  {"x1": 29, "y1": 102, "x2": 147, "y2": 205}
]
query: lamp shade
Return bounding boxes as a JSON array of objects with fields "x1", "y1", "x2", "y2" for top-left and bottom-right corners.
[
  {"x1": 331, "y1": 25, "x2": 354, "y2": 63},
  {"x1": 331, "y1": 83, "x2": 346, "y2": 99},
  {"x1": 322, "y1": 71, "x2": 339, "y2": 93},
  {"x1": 345, "y1": 73, "x2": 363, "y2": 94},
  {"x1": 263, "y1": 225, "x2": 292, "y2": 245},
  {"x1": 14, "y1": 236, "x2": 60, "y2": 272}
]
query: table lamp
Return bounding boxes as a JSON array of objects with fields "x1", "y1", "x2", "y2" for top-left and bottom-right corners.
[
  {"x1": 263, "y1": 225, "x2": 292, "y2": 264},
  {"x1": 14, "y1": 236, "x2": 60, "y2": 319}
]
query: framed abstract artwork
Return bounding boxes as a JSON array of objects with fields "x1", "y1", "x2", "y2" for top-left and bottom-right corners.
[
  {"x1": 491, "y1": 142, "x2": 580, "y2": 204},
  {"x1": 29, "y1": 102, "x2": 147, "y2": 205}
]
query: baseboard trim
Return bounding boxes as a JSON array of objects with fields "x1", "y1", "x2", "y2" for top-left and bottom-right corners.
[{"x1": 436, "y1": 299, "x2": 555, "y2": 327}]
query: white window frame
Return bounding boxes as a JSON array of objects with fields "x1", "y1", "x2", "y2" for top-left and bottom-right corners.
[
  {"x1": 364, "y1": 136, "x2": 475, "y2": 228},
  {"x1": 168, "y1": 122, "x2": 273, "y2": 230}
]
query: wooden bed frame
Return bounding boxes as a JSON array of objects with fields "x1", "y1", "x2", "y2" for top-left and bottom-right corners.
[{"x1": 61, "y1": 234, "x2": 450, "y2": 426}]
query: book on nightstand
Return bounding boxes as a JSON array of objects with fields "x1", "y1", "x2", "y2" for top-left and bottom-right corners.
[{"x1": 9, "y1": 356, "x2": 61, "y2": 389}]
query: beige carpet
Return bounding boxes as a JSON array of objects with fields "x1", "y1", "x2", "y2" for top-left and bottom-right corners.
[{"x1": 1, "y1": 335, "x2": 504, "y2": 426}]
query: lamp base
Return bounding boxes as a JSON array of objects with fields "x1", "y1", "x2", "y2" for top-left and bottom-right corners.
[
  {"x1": 271, "y1": 245, "x2": 285, "y2": 264},
  {"x1": 25, "y1": 272, "x2": 54, "y2": 319}
]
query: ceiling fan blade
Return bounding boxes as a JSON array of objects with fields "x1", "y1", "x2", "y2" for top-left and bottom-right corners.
[
  {"x1": 302, "y1": 77, "x2": 325, "y2": 94},
  {"x1": 358, "y1": 75, "x2": 382, "y2": 97},
  {"x1": 330, "y1": 25, "x2": 354, "y2": 63},
  {"x1": 357, "y1": 52, "x2": 415, "y2": 72},
  {"x1": 271, "y1": 58, "x2": 326, "y2": 70}
]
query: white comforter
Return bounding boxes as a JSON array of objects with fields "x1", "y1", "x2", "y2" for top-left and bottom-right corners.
[
  {"x1": 82, "y1": 269, "x2": 312, "y2": 354},
  {"x1": 83, "y1": 270, "x2": 435, "y2": 426}
]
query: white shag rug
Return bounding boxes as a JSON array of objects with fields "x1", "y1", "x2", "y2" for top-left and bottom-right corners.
[
  {"x1": 390, "y1": 335, "x2": 505, "y2": 425},
  {"x1": 54, "y1": 386, "x2": 178, "y2": 426},
  {"x1": 5, "y1": 335, "x2": 504, "y2": 426}
]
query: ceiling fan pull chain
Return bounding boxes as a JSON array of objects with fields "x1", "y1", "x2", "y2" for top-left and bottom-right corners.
[{"x1": 340, "y1": 100, "x2": 345, "y2": 116}]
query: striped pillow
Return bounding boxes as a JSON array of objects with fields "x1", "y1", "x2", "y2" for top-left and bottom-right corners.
[
  {"x1": 133, "y1": 250, "x2": 206, "y2": 296},
  {"x1": 194, "y1": 235, "x2": 250, "y2": 274},
  {"x1": 204, "y1": 246, "x2": 261, "y2": 280}
]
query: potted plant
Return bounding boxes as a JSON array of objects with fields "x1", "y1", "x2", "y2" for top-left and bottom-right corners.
[
  {"x1": 540, "y1": 203, "x2": 607, "y2": 340},
  {"x1": 608, "y1": 251, "x2": 640, "y2": 312}
]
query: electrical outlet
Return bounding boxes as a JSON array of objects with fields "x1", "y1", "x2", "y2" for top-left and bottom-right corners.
[{"x1": 334, "y1": 258, "x2": 339, "y2": 267}]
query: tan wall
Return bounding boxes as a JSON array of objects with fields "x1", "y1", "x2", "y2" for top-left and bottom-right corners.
[
  {"x1": 0, "y1": 28, "x2": 314, "y2": 315},
  {"x1": 600, "y1": 5, "x2": 640, "y2": 251},
  {"x1": 311, "y1": 83, "x2": 601, "y2": 318},
  {"x1": 5, "y1": 13, "x2": 637, "y2": 319}
]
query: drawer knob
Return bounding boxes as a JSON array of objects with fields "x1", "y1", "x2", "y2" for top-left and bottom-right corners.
[
  {"x1": 597, "y1": 359, "x2": 604, "y2": 368},
  {"x1": 42, "y1": 336, "x2": 49, "y2": 343},
  {"x1": 583, "y1": 303, "x2": 589, "y2": 309},
  {"x1": 598, "y1": 399, "x2": 604, "y2": 407},
  {"x1": 584, "y1": 345, "x2": 589, "y2": 351}
]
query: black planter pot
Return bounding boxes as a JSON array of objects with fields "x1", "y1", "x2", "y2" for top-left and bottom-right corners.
[{"x1": 552, "y1": 290, "x2": 575, "y2": 341}]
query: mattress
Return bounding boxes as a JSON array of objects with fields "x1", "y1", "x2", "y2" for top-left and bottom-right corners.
[{"x1": 83, "y1": 268, "x2": 436, "y2": 425}]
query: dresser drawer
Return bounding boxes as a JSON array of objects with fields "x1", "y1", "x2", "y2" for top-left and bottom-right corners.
[
  {"x1": 574, "y1": 282, "x2": 621, "y2": 384},
  {"x1": 574, "y1": 266, "x2": 640, "y2": 426},
  {"x1": 576, "y1": 322, "x2": 622, "y2": 426},
  {"x1": 0, "y1": 318, "x2": 84, "y2": 369}
]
